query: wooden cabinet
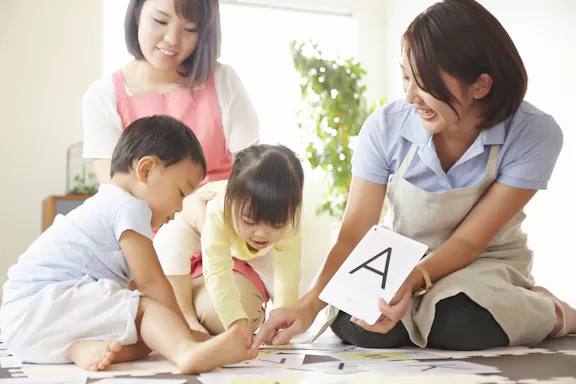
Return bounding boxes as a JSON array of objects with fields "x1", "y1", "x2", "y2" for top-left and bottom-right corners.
[{"x1": 41, "y1": 195, "x2": 93, "y2": 232}]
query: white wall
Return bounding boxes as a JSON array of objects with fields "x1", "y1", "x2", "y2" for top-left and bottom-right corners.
[{"x1": 0, "y1": 1, "x2": 102, "y2": 295}]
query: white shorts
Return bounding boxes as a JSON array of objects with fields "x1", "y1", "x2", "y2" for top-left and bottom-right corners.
[{"x1": 0, "y1": 275, "x2": 142, "y2": 364}]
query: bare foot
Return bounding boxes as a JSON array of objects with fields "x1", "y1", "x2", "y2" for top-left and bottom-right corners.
[
  {"x1": 68, "y1": 340, "x2": 122, "y2": 371},
  {"x1": 175, "y1": 325, "x2": 259, "y2": 374},
  {"x1": 533, "y1": 286, "x2": 576, "y2": 337}
]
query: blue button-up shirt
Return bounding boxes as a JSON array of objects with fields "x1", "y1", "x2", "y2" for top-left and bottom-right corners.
[{"x1": 352, "y1": 100, "x2": 563, "y2": 192}]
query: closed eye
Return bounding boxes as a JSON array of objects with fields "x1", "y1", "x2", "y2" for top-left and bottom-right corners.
[
  {"x1": 242, "y1": 217, "x2": 256, "y2": 225},
  {"x1": 153, "y1": 18, "x2": 168, "y2": 26}
]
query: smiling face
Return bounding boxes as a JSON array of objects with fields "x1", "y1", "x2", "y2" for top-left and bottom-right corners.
[
  {"x1": 401, "y1": 52, "x2": 490, "y2": 135},
  {"x1": 136, "y1": 0, "x2": 199, "y2": 73}
]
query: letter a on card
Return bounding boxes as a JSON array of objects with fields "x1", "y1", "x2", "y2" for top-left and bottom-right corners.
[{"x1": 319, "y1": 226, "x2": 427, "y2": 325}]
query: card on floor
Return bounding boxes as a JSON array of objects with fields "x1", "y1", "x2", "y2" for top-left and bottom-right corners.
[
  {"x1": 359, "y1": 360, "x2": 500, "y2": 376},
  {"x1": 224, "y1": 353, "x2": 305, "y2": 368},
  {"x1": 335, "y1": 351, "x2": 442, "y2": 361},
  {"x1": 319, "y1": 225, "x2": 427, "y2": 325},
  {"x1": 291, "y1": 361, "x2": 367, "y2": 375}
]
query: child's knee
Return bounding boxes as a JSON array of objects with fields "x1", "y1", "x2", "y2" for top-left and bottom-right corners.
[{"x1": 137, "y1": 296, "x2": 158, "y2": 320}]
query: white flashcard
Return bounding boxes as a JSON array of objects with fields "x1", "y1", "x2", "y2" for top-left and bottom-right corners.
[
  {"x1": 290, "y1": 361, "x2": 367, "y2": 375},
  {"x1": 199, "y1": 370, "x2": 346, "y2": 384},
  {"x1": 0, "y1": 356, "x2": 22, "y2": 368},
  {"x1": 224, "y1": 353, "x2": 305, "y2": 368},
  {"x1": 319, "y1": 225, "x2": 427, "y2": 325},
  {"x1": 359, "y1": 360, "x2": 500, "y2": 376}
]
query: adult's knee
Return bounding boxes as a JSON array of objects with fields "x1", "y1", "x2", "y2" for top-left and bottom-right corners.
[{"x1": 428, "y1": 293, "x2": 509, "y2": 350}]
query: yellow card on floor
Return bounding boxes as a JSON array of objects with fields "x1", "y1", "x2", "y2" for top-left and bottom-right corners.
[
  {"x1": 255, "y1": 351, "x2": 280, "y2": 359},
  {"x1": 337, "y1": 352, "x2": 414, "y2": 360}
]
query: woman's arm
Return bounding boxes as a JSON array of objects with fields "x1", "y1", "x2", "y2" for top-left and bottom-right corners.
[
  {"x1": 215, "y1": 64, "x2": 261, "y2": 154},
  {"x1": 82, "y1": 77, "x2": 122, "y2": 185},
  {"x1": 403, "y1": 182, "x2": 537, "y2": 291}
]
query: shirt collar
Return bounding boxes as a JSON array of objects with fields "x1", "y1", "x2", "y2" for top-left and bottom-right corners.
[{"x1": 400, "y1": 108, "x2": 431, "y2": 146}]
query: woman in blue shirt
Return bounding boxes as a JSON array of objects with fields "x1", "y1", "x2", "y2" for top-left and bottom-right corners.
[{"x1": 254, "y1": 0, "x2": 575, "y2": 350}]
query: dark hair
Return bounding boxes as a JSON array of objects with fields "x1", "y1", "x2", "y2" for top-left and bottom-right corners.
[
  {"x1": 110, "y1": 115, "x2": 207, "y2": 178},
  {"x1": 224, "y1": 145, "x2": 305, "y2": 229},
  {"x1": 402, "y1": 0, "x2": 527, "y2": 129},
  {"x1": 125, "y1": 0, "x2": 221, "y2": 86}
]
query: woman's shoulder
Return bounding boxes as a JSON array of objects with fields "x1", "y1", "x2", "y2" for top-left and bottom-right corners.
[
  {"x1": 83, "y1": 71, "x2": 117, "y2": 102},
  {"x1": 505, "y1": 101, "x2": 563, "y2": 147},
  {"x1": 213, "y1": 62, "x2": 246, "y2": 89},
  {"x1": 360, "y1": 99, "x2": 416, "y2": 143}
]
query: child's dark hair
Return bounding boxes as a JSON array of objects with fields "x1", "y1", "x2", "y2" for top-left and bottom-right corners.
[
  {"x1": 224, "y1": 145, "x2": 304, "y2": 229},
  {"x1": 110, "y1": 115, "x2": 207, "y2": 178},
  {"x1": 125, "y1": 0, "x2": 221, "y2": 85}
]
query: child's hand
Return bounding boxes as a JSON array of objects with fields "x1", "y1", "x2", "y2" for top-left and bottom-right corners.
[
  {"x1": 229, "y1": 318, "x2": 253, "y2": 348},
  {"x1": 185, "y1": 315, "x2": 210, "y2": 335}
]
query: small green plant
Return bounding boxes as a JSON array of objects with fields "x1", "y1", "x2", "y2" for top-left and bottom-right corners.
[
  {"x1": 69, "y1": 172, "x2": 99, "y2": 195},
  {"x1": 291, "y1": 40, "x2": 383, "y2": 218}
]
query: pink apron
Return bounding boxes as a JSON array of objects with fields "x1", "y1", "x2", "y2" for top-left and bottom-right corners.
[
  {"x1": 113, "y1": 69, "x2": 268, "y2": 300},
  {"x1": 190, "y1": 253, "x2": 270, "y2": 302},
  {"x1": 113, "y1": 70, "x2": 233, "y2": 185}
]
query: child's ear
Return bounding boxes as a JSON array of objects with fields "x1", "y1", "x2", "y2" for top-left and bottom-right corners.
[{"x1": 135, "y1": 156, "x2": 156, "y2": 183}]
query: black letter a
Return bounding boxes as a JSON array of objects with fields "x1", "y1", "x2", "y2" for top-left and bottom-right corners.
[{"x1": 349, "y1": 247, "x2": 392, "y2": 290}]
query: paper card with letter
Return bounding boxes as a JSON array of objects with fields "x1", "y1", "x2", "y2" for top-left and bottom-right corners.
[{"x1": 319, "y1": 225, "x2": 427, "y2": 325}]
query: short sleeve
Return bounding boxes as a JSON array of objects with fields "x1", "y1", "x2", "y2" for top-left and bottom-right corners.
[
  {"x1": 351, "y1": 112, "x2": 391, "y2": 184},
  {"x1": 82, "y1": 75, "x2": 123, "y2": 159},
  {"x1": 214, "y1": 64, "x2": 261, "y2": 153},
  {"x1": 497, "y1": 113, "x2": 563, "y2": 190},
  {"x1": 114, "y1": 199, "x2": 153, "y2": 241}
]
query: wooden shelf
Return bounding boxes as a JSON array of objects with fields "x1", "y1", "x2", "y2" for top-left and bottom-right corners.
[{"x1": 41, "y1": 195, "x2": 93, "y2": 232}]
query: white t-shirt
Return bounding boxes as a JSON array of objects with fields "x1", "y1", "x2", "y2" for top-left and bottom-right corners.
[
  {"x1": 2, "y1": 184, "x2": 152, "y2": 305},
  {"x1": 82, "y1": 63, "x2": 261, "y2": 159}
]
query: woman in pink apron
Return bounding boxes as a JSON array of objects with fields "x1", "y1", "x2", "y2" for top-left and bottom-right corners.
[
  {"x1": 82, "y1": 0, "x2": 263, "y2": 334},
  {"x1": 254, "y1": 0, "x2": 576, "y2": 350}
]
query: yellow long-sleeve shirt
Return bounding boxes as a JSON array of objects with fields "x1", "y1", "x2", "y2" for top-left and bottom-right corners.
[{"x1": 200, "y1": 181, "x2": 303, "y2": 330}]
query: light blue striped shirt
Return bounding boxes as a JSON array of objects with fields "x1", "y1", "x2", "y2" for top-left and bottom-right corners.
[
  {"x1": 352, "y1": 100, "x2": 563, "y2": 192},
  {"x1": 2, "y1": 184, "x2": 152, "y2": 305}
]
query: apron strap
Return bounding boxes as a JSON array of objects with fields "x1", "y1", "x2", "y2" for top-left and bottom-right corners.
[
  {"x1": 395, "y1": 143, "x2": 419, "y2": 180},
  {"x1": 485, "y1": 144, "x2": 501, "y2": 182}
]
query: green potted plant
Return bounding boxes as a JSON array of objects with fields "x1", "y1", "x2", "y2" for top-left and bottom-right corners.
[{"x1": 291, "y1": 40, "x2": 383, "y2": 219}]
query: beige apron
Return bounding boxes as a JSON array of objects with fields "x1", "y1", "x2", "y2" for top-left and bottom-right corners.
[{"x1": 385, "y1": 143, "x2": 555, "y2": 346}]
